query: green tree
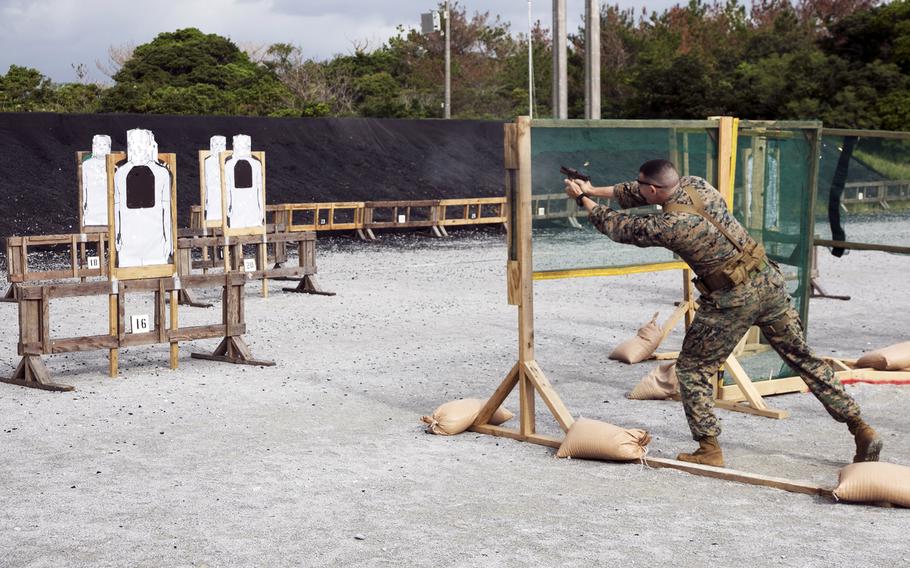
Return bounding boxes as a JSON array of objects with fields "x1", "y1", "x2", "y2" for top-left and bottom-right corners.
[
  {"x1": 0, "y1": 65, "x2": 55, "y2": 111},
  {"x1": 100, "y1": 28, "x2": 293, "y2": 115}
]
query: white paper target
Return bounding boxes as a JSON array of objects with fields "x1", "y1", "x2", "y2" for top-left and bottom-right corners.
[
  {"x1": 204, "y1": 135, "x2": 226, "y2": 222},
  {"x1": 82, "y1": 135, "x2": 111, "y2": 226},
  {"x1": 112, "y1": 129, "x2": 173, "y2": 268},
  {"x1": 225, "y1": 134, "x2": 264, "y2": 230}
]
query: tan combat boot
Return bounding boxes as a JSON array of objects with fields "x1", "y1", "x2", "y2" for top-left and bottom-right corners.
[
  {"x1": 848, "y1": 420, "x2": 883, "y2": 463},
  {"x1": 677, "y1": 436, "x2": 724, "y2": 467}
]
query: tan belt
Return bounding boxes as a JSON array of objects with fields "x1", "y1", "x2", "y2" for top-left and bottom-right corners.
[{"x1": 694, "y1": 249, "x2": 768, "y2": 295}]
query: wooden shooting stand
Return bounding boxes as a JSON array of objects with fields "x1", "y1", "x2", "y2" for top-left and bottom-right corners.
[
  {"x1": 468, "y1": 116, "x2": 840, "y2": 498},
  {"x1": 471, "y1": 118, "x2": 574, "y2": 448}
]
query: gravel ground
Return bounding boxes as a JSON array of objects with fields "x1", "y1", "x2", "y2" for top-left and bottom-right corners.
[{"x1": 0, "y1": 230, "x2": 908, "y2": 567}]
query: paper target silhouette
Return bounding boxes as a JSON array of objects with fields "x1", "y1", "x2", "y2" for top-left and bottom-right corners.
[
  {"x1": 77, "y1": 134, "x2": 112, "y2": 232},
  {"x1": 220, "y1": 134, "x2": 266, "y2": 236},
  {"x1": 106, "y1": 129, "x2": 177, "y2": 279},
  {"x1": 198, "y1": 135, "x2": 227, "y2": 228}
]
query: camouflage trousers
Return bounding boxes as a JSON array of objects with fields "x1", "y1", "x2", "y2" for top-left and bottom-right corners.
[{"x1": 676, "y1": 264, "x2": 862, "y2": 440}]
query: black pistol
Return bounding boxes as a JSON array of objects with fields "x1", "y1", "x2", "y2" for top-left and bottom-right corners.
[{"x1": 560, "y1": 165, "x2": 591, "y2": 183}]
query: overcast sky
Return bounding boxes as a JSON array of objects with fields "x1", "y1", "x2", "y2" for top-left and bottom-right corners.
[{"x1": 1, "y1": 0, "x2": 681, "y2": 83}]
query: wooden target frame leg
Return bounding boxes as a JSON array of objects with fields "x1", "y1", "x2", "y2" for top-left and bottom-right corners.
[
  {"x1": 177, "y1": 289, "x2": 213, "y2": 308},
  {"x1": 108, "y1": 292, "x2": 119, "y2": 378},
  {"x1": 191, "y1": 277, "x2": 274, "y2": 367},
  {"x1": 282, "y1": 274, "x2": 336, "y2": 296},
  {"x1": 810, "y1": 277, "x2": 851, "y2": 301},
  {"x1": 643, "y1": 456, "x2": 833, "y2": 498},
  {"x1": 2, "y1": 285, "x2": 16, "y2": 303},
  {"x1": 1, "y1": 355, "x2": 74, "y2": 392},
  {"x1": 169, "y1": 289, "x2": 179, "y2": 369},
  {"x1": 191, "y1": 336, "x2": 275, "y2": 367},
  {"x1": 471, "y1": 360, "x2": 573, "y2": 449},
  {"x1": 715, "y1": 355, "x2": 789, "y2": 419},
  {"x1": 258, "y1": 242, "x2": 269, "y2": 298}
]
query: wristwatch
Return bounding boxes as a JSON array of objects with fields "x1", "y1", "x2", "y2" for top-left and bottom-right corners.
[{"x1": 575, "y1": 192, "x2": 590, "y2": 207}]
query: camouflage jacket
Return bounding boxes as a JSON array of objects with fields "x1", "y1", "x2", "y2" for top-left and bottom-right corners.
[{"x1": 589, "y1": 176, "x2": 756, "y2": 278}]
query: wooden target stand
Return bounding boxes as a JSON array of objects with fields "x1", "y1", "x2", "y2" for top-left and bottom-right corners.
[
  {"x1": 75, "y1": 150, "x2": 111, "y2": 283},
  {"x1": 2, "y1": 150, "x2": 273, "y2": 391},
  {"x1": 193, "y1": 149, "x2": 332, "y2": 297},
  {"x1": 469, "y1": 117, "x2": 836, "y2": 498}
]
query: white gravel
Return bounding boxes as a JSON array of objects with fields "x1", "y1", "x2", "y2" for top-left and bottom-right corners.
[{"x1": 0, "y1": 230, "x2": 908, "y2": 567}]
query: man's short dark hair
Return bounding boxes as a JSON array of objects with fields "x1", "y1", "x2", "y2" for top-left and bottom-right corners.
[{"x1": 639, "y1": 159, "x2": 677, "y2": 185}]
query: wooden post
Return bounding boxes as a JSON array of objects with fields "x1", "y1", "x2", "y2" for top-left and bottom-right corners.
[
  {"x1": 191, "y1": 275, "x2": 274, "y2": 367},
  {"x1": 108, "y1": 288, "x2": 119, "y2": 378},
  {"x1": 259, "y1": 241, "x2": 268, "y2": 298},
  {"x1": 169, "y1": 288, "x2": 179, "y2": 369},
  {"x1": 472, "y1": 117, "x2": 574, "y2": 447},
  {"x1": 1, "y1": 289, "x2": 72, "y2": 391},
  {"x1": 716, "y1": 116, "x2": 737, "y2": 209}
]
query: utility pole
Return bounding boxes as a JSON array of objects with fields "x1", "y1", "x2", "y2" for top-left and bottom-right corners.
[
  {"x1": 421, "y1": 6, "x2": 451, "y2": 118},
  {"x1": 444, "y1": 0, "x2": 451, "y2": 119},
  {"x1": 528, "y1": 0, "x2": 534, "y2": 119},
  {"x1": 584, "y1": 0, "x2": 601, "y2": 120},
  {"x1": 552, "y1": 0, "x2": 567, "y2": 119}
]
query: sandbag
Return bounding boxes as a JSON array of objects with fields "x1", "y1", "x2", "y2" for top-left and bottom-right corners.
[
  {"x1": 609, "y1": 312, "x2": 663, "y2": 364},
  {"x1": 421, "y1": 398, "x2": 513, "y2": 436},
  {"x1": 628, "y1": 362, "x2": 678, "y2": 400},
  {"x1": 833, "y1": 462, "x2": 910, "y2": 508},
  {"x1": 855, "y1": 341, "x2": 910, "y2": 371},
  {"x1": 556, "y1": 418, "x2": 651, "y2": 462}
]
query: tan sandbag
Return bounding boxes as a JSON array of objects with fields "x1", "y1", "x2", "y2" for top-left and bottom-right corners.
[
  {"x1": 628, "y1": 362, "x2": 678, "y2": 400},
  {"x1": 609, "y1": 312, "x2": 663, "y2": 364},
  {"x1": 833, "y1": 462, "x2": 910, "y2": 508},
  {"x1": 556, "y1": 418, "x2": 652, "y2": 462},
  {"x1": 421, "y1": 398, "x2": 514, "y2": 436},
  {"x1": 855, "y1": 341, "x2": 910, "y2": 371}
]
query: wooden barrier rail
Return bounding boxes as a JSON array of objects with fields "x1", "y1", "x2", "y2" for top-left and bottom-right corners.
[
  {"x1": 177, "y1": 228, "x2": 333, "y2": 297},
  {"x1": 3, "y1": 229, "x2": 331, "y2": 304},
  {"x1": 263, "y1": 197, "x2": 511, "y2": 240},
  {"x1": 435, "y1": 198, "x2": 507, "y2": 236},
  {"x1": 266, "y1": 202, "x2": 366, "y2": 233},
  {"x1": 3, "y1": 273, "x2": 273, "y2": 391},
  {"x1": 842, "y1": 179, "x2": 910, "y2": 208},
  {"x1": 361, "y1": 200, "x2": 442, "y2": 239},
  {"x1": 3, "y1": 233, "x2": 108, "y2": 301}
]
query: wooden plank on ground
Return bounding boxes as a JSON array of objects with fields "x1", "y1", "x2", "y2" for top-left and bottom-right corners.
[
  {"x1": 644, "y1": 456, "x2": 834, "y2": 498},
  {"x1": 469, "y1": 423, "x2": 562, "y2": 449}
]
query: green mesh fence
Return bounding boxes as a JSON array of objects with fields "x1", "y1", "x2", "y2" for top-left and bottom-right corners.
[
  {"x1": 529, "y1": 120, "x2": 719, "y2": 273},
  {"x1": 525, "y1": 119, "x2": 820, "y2": 383},
  {"x1": 816, "y1": 131, "x2": 910, "y2": 253},
  {"x1": 728, "y1": 120, "x2": 820, "y2": 382}
]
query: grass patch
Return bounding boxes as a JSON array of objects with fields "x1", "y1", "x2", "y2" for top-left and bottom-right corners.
[{"x1": 854, "y1": 149, "x2": 910, "y2": 180}]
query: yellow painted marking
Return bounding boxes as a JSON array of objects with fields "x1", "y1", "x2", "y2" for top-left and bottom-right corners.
[{"x1": 533, "y1": 261, "x2": 689, "y2": 280}]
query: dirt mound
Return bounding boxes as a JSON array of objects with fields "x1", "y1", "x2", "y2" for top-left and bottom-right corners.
[{"x1": 0, "y1": 113, "x2": 505, "y2": 236}]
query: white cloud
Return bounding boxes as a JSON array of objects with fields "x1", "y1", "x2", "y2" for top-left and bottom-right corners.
[{"x1": 0, "y1": 0, "x2": 682, "y2": 83}]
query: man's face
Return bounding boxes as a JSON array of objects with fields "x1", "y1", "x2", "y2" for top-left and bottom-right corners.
[{"x1": 637, "y1": 171, "x2": 679, "y2": 205}]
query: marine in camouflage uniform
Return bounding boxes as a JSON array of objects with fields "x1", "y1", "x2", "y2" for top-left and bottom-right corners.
[{"x1": 565, "y1": 161, "x2": 882, "y2": 466}]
